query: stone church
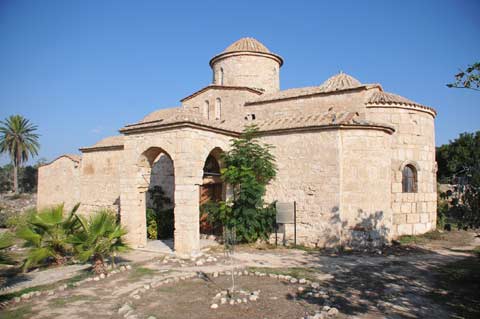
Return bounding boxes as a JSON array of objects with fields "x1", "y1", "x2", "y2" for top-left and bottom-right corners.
[{"x1": 38, "y1": 38, "x2": 437, "y2": 256}]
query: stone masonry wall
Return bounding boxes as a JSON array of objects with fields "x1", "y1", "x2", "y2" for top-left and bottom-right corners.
[
  {"x1": 366, "y1": 107, "x2": 437, "y2": 236},
  {"x1": 244, "y1": 88, "x2": 375, "y2": 121},
  {"x1": 37, "y1": 156, "x2": 80, "y2": 213},
  {"x1": 182, "y1": 88, "x2": 260, "y2": 121},
  {"x1": 339, "y1": 129, "x2": 393, "y2": 247},
  {"x1": 79, "y1": 149, "x2": 124, "y2": 215},
  {"x1": 212, "y1": 55, "x2": 280, "y2": 93},
  {"x1": 261, "y1": 130, "x2": 341, "y2": 247}
]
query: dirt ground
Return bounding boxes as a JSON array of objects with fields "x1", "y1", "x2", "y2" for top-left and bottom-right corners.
[{"x1": 1, "y1": 230, "x2": 479, "y2": 319}]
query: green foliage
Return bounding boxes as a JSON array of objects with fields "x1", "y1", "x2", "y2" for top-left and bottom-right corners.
[
  {"x1": 69, "y1": 210, "x2": 129, "y2": 274},
  {"x1": 5, "y1": 208, "x2": 36, "y2": 230},
  {"x1": 0, "y1": 164, "x2": 39, "y2": 193},
  {"x1": 0, "y1": 231, "x2": 14, "y2": 265},
  {"x1": 437, "y1": 131, "x2": 480, "y2": 230},
  {"x1": 0, "y1": 115, "x2": 40, "y2": 194},
  {"x1": 447, "y1": 62, "x2": 480, "y2": 91},
  {"x1": 16, "y1": 204, "x2": 80, "y2": 271},
  {"x1": 146, "y1": 186, "x2": 173, "y2": 239},
  {"x1": 206, "y1": 125, "x2": 277, "y2": 243}
]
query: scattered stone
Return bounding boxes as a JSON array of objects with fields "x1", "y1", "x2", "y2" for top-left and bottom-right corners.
[
  {"x1": 322, "y1": 305, "x2": 330, "y2": 311},
  {"x1": 213, "y1": 272, "x2": 219, "y2": 278},
  {"x1": 290, "y1": 278, "x2": 298, "y2": 284},
  {"x1": 132, "y1": 295, "x2": 141, "y2": 300},
  {"x1": 229, "y1": 300, "x2": 235, "y2": 305},
  {"x1": 48, "y1": 290, "x2": 55, "y2": 296},
  {"x1": 236, "y1": 298, "x2": 242, "y2": 304},
  {"x1": 210, "y1": 303, "x2": 218, "y2": 309},
  {"x1": 195, "y1": 260, "x2": 204, "y2": 266},
  {"x1": 299, "y1": 278, "x2": 307, "y2": 284},
  {"x1": 146, "y1": 316, "x2": 157, "y2": 319},
  {"x1": 143, "y1": 284, "x2": 151, "y2": 290},
  {"x1": 13, "y1": 297, "x2": 21, "y2": 303},
  {"x1": 311, "y1": 282, "x2": 320, "y2": 289},
  {"x1": 298, "y1": 286, "x2": 305, "y2": 293},
  {"x1": 125, "y1": 265, "x2": 132, "y2": 270},
  {"x1": 93, "y1": 277, "x2": 100, "y2": 281},
  {"x1": 249, "y1": 295, "x2": 258, "y2": 301},
  {"x1": 220, "y1": 297, "x2": 227, "y2": 304},
  {"x1": 118, "y1": 304, "x2": 133, "y2": 315},
  {"x1": 99, "y1": 273, "x2": 106, "y2": 279},
  {"x1": 327, "y1": 307, "x2": 339, "y2": 316}
]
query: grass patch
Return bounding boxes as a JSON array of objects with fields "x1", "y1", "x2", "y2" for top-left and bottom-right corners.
[
  {"x1": 128, "y1": 267, "x2": 157, "y2": 280},
  {"x1": 398, "y1": 230, "x2": 444, "y2": 245},
  {"x1": 49, "y1": 294, "x2": 95, "y2": 308},
  {"x1": 0, "y1": 304, "x2": 35, "y2": 319},
  {"x1": 247, "y1": 267, "x2": 318, "y2": 281}
]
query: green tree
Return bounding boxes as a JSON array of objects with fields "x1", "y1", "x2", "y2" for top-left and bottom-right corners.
[
  {"x1": 206, "y1": 125, "x2": 277, "y2": 243},
  {"x1": 70, "y1": 210, "x2": 129, "y2": 274},
  {"x1": 436, "y1": 131, "x2": 480, "y2": 229},
  {"x1": 0, "y1": 232, "x2": 14, "y2": 265},
  {"x1": 0, "y1": 115, "x2": 40, "y2": 194},
  {"x1": 447, "y1": 62, "x2": 480, "y2": 91}
]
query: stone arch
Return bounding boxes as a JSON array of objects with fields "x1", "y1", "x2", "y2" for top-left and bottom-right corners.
[
  {"x1": 137, "y1": 147, "x2": 175, "y2": 244},
  {"x1": 399, "y1": 160, "x2": 421, "y2": 172},
  {"x1": 200, "y1": 147, "x2": 226, "y2": 236},
  {"x1": 402, "y1": 164, "x2": 418, "y2": 193}
]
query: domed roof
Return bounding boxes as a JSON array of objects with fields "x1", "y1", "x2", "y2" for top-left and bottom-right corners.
[
  {"x1": 223, "y1": 37, "x2": 271, "y2": 54},
  {"x1": 321, "y1": 72, "x2": 362, "y2": 91},
  {"x1": 210, "y1": 37, "x2": 283, "y2": 66}
]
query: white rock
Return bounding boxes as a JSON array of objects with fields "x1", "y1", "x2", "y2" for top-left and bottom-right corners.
[
  {"x1": 220, "y1": 297, "x2": 227, "y2": 304},
  {"x1": 236, "y1": 298, "x2": 242, "y2": 304},
  {"x1": 213, "y1": 272, "x2": 219, "y2": 278},
  {"x1": 298, "y1": 286, "x2": 305, "y2": 292},
  {"x1": 132, "y1": 295, "x2": 140, "y2": 300},
  {"x1": 290, "y1": 278, "x2": 298, "y2": 284},
  {"x1": 327, "y1": 308, "x2": 339, "y2": 316},
  {"x1": 249, "y1": 295, "x2": 258, "y2": 301},
  {"x1": 210, "y1": 303, "x2": 218, "y2": 309},
  {"x1": 118, "y1": 304, "x2": 133, "y2": 315},
  {"x1": 311, "y1": 282, "x2": 320, "y2": 289},
  {"x1": 242, "y1": 298, "x2": 248, "y2": 303},
  {"x1": 13, "y1": 297, "x2": 21, "y2": 303},
  {"x1": 143, "y1": 284, "x2": 151, "y2": 290},
  {"x1": 229, "y1": 300, "x2": 235, "y2": 305},
  {"x1": 100, "y1": 273, "x2": 106, "y2": 279},
  {"x1": 299, "y1": 278, "x2": 307, "y2": 284}
]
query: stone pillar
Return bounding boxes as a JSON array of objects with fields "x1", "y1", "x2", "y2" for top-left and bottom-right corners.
[{"x1": 173, "y1": 142, "x2": 204, "y2": 257}]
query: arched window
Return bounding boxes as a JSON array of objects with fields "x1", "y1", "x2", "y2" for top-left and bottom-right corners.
[
  {"x1": 402, "y1": 165, "x2": 417, "y2": 193},
  {"x1": 215, "y1": 98, "x2": 221, "y2": 120},
  {"x1": 219, "y1": 68, "x2": 224, "y2": 85},
  {"x1": 203, "y1": 100, "x2": 209, "y2": 119}
]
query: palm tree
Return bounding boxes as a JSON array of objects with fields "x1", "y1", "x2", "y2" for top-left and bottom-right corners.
[
  {"x1": 17, "y1": 204, "x2": 79, "y2": 271},
  {"x1": 0, "y1": 232, "x2": 14, "y2": 265},
  {"x1": 0, "y1": 115, "x2": 40, "y2": 194},
  {"x1": 70, "y1": 210, "x2": 129, "y2": 274}
]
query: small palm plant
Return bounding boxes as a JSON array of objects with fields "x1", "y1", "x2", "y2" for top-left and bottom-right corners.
[
  {"x1": 70, "y1": 210, "x2": 129, "y2": 275},
  {"x1": 17, "y1": 204, "x2": 79, "y2": 271},
  {"x1": 0, "y1": 232, "x2": 14, "y2": 265}
]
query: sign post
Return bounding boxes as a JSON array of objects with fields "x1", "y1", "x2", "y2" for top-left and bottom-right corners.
[{"x1": 275, "y1": 201, "x2": 297, "y2": 247}]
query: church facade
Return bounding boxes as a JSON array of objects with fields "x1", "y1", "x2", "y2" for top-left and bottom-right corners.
[{"x1": 37, "y1": 38, "x2": 437, "y2": 256}]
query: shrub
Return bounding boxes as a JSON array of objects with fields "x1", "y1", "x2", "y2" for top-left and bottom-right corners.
[
  {"x1": 0, "y1": 232, "x2": 14, "y2": 265},
  {"x1": 206, "y1": 125, "x2": 277, "y2": 243},
  {"x1": 16, "y1": 204, "x2": 79, "y2": 271},
  {"x1": 69, "y1": 210, "x2": 129, "y2": 274},
  {"x1": 146, "y1": 208, "x2": 174, "y2": 240}
]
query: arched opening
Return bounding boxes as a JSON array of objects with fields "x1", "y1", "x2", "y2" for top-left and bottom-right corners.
[
  {"x1": 220, "y1": 67, "x2": 224, "y2": 85},
  {"x1": 203, "y1": 100, "x2": 209, "y2": 119},
  {"x1": 215, "y1": 98, "x2": 221, "y2": 120},
  {"x1": 199, "y1": 147, "x2": 224, "y2": 237},
  {"x1": 402, "y1": 164, "x2": 418, "y2": 193},
  {"x1": 139, "y1": 147, "x2": 175, "y2": 250}
]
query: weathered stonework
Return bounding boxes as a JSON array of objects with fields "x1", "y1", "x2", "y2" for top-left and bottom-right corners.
[{"x1": 37, "y1": 37, "x2": 437, "y2": 255}]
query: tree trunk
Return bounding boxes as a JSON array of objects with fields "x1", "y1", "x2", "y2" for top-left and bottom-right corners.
[
  {"x1": 93, "y1": 255, "x2": 106, "y2": 275},
  {"x1": 13, "y1": 164, "x2": 18, "y2": 195}
]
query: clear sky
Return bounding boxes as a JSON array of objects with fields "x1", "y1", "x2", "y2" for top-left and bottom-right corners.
[{"x1": 0, "y1": 0, "x2": 479, "y2": 165}]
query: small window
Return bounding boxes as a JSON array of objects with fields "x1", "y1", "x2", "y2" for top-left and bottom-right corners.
[
  {"x1": 203, "y1": 100, "x2": 209, "y2": 119},
  {"x1": 215, "y1": 98, "x2": 221, "y2": 120},
  {"x1": 220, "y1": 68, "x2": 224, "y2": 85},
  {"x1": 402, "y1": 165, "x2": 417, "y2": 193}
]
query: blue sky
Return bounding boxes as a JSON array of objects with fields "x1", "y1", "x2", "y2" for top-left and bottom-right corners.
[{"x1": 0, "y1": 0, "x2": 479, "y2": 165}]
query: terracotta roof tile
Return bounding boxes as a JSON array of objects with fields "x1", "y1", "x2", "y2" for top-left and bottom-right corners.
[
  {"x1": 224, "y1": 37, "x2": 271, "y2": 54},
  {"x1": 366, "y1": 91, "x2": 436, "y2": 115}
]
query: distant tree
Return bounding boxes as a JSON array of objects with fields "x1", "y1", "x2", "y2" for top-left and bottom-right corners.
[
  {"x1": 0, "y1": 115, "x2": 40, "y2": 194},
  {"x1": 437, "y1": 131, "x2": 480, "y2": 229},
  {"x1": 447, "y1": 62, "x2": 480, "y2": 91}
]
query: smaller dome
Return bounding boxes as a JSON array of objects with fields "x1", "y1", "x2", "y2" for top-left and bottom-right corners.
[
  {"x1": 321, "y1": 72, "x2": 362, "y2": 91},
  {"x1": 223, "y1": 37, "x2": 271, "y2": 54}
]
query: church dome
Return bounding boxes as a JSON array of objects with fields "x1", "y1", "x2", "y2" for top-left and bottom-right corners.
[
  {"x1": 321, "y1": 72, "x2": 362, "y2": 91},
  {"x1": 223, "y1": 37, "x2": 271, "y2": 54}
]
